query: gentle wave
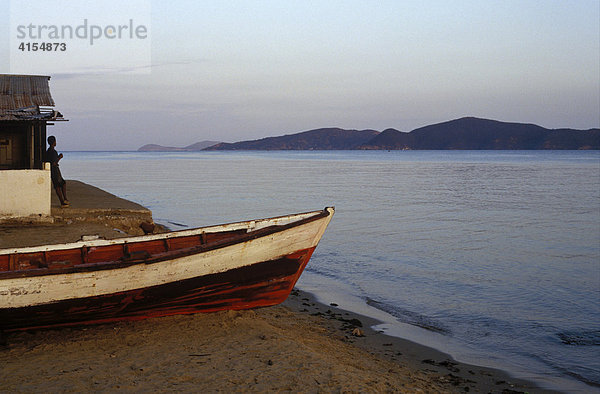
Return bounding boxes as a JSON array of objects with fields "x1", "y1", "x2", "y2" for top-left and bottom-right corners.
[{"x1": 366, "y1": 297, "x2": 451, "y2": 335}]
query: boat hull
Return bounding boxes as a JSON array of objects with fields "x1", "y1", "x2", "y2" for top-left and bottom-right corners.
[
  {"x1": 1, "y1": 247, "x2": 315, "y2": 331},
  {"x1": 0, "y1": 208, "x2": 333, "y2": 331}
]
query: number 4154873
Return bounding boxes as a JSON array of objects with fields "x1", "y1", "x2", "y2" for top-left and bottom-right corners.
[{"x1": 18, "y1": 42, "x2": 66, "y2": 51}]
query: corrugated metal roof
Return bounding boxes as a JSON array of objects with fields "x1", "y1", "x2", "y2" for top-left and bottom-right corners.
[
  {"x1": 0, "y1": 74, "x2": 57, "y2": 121},
  {"x1": 0, "y1": 74, "x2": 55, "y2": 110}
]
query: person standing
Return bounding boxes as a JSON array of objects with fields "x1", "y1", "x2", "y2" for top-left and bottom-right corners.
[{"x1": 46, "y1": 135, "x2": 69, "y2": 207}]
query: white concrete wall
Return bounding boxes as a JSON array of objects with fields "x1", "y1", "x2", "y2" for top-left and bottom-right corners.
[{"x1": 0, "y1": 166, "x2": 51, "y2": 220}]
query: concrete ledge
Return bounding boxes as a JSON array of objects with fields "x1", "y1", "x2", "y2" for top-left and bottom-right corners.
[
  {"x1": 50, "y1": 180, "x2": 152, "y2": 222},
  {"x1": 1, "y1": 180, "x2": 158, "y2": 249}
]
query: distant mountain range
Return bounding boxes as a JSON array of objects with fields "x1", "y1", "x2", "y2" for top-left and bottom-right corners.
[
  {"x1": 138, "y1": 141, "x2": 221, "y2": 151},
  {"x1": 139, "y1": 118, "x2": 599, "y2": 151}
]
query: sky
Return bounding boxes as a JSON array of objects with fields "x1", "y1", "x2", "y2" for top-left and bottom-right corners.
[{"x1": 1, "y1": 0, "x2": 599, "y2": 150}]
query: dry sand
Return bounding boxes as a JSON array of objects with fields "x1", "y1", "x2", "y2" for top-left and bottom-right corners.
[
  {"x1": 0, "y1": 181, "x2": 549, "y2": 393},
  {"x1": 1, "y1": 305, "x2": 442, "y2": 392}
]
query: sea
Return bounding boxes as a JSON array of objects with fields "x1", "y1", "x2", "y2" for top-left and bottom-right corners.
[{"x1": 60, "y1": 150, "x2": 600, "y2": 392}]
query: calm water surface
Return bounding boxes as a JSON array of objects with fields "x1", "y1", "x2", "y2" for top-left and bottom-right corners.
[{"x1": 62, "y1": 150, "x2": 600, "y2": 392}]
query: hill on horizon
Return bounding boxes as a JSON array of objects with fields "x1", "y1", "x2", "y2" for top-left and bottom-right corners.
[
  {"x1": 205, "y1": 128, "x2": 380, "y2": 150},
  {"x1": 138, "y1": 118, "x2": 599, "y2": 151},
  {"x1": 359, "y1": 117, "x2": 599, "y2": 150}
]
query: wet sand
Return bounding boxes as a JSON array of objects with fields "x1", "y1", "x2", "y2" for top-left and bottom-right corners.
[{"x1": 0, "y1": 181, "x2": 551, "y2": 392}]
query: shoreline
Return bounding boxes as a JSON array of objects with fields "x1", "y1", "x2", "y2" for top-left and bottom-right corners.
[
  {"x1": 293, "y1": 278, "x2": 594, "y2": 393},
  {"x1": 283, "y1": 288, "x2": 555, "y2": 393}
]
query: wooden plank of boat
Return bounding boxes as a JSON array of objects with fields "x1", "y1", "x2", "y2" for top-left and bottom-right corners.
[{"x1": 0, "y1": 207, "x2": 334, "y2": 331}]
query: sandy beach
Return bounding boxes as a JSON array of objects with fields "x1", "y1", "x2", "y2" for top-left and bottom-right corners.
[
  {"x1": 0, "y1": 181, "x2": 549, "y2": 393},
  {"x1": 0, "y1": 289, "x2": 548, "y2": 393},
  {"x1": 0, "y1": 290, "x2": 548, "y2": 393}
]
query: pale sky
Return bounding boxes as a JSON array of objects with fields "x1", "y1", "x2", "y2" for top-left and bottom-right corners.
[{"x1": 1, "y1": 0, "x2": 599, "y2": 150}]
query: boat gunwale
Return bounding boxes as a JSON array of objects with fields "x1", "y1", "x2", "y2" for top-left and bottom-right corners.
[
  {"x1": 0, "y1": 207, "x2": 333, "y2": 280},
  {"x1": 0, "y1": 208, "x2": 331, "y2": 255}
]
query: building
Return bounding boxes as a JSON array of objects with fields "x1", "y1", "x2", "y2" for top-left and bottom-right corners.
[{"x1": 0, "y1": 74, "x2": 65, "y2": 221}]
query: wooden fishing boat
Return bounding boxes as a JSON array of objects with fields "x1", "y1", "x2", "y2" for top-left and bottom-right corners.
[{"x1": 0, "y1": 207, "x2": 334, "y2": 331}]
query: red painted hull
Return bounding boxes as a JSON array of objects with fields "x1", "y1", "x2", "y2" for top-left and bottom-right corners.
[{"x1": 1, "y1": 247, "x2": 315, "y2": 331}]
